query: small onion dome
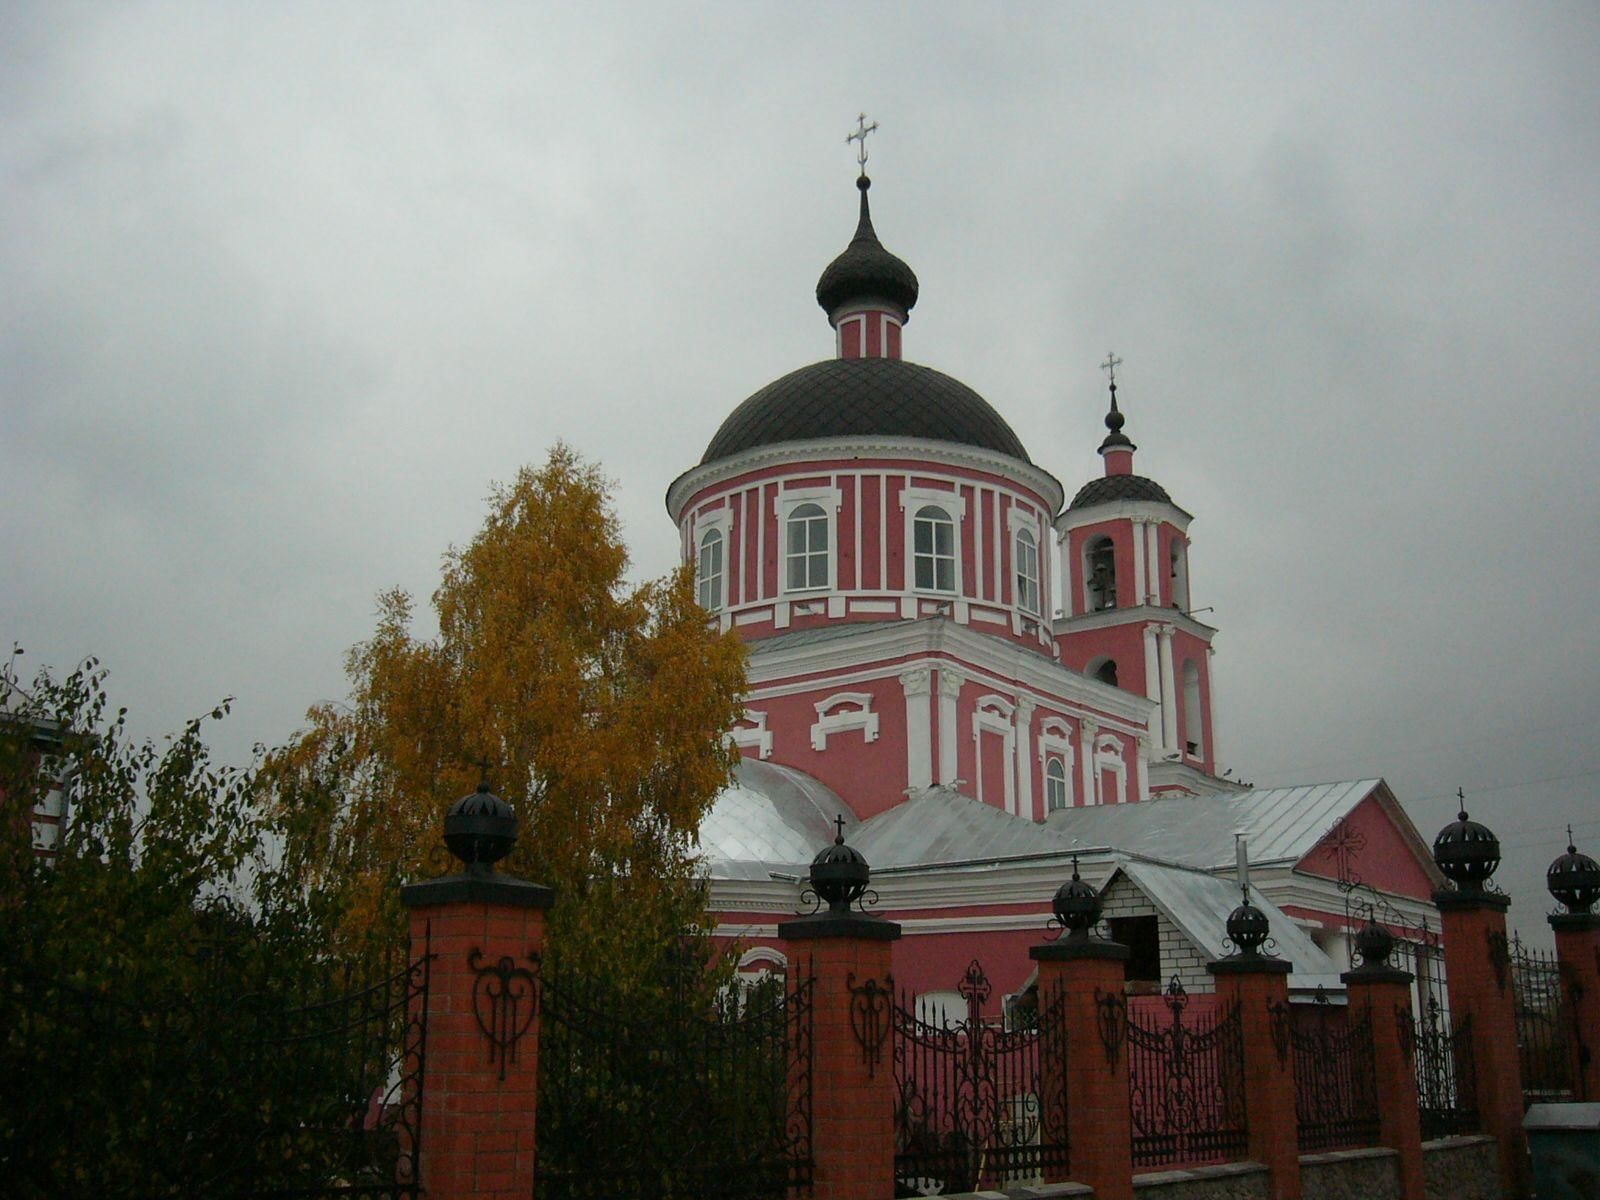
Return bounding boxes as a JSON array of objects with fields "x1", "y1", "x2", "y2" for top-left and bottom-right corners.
[
  {"x1": 816, "y1": 176, "x2": 920, "y2": 317},
  {"x1": 1547, "y1": 834, "x2": 1600, "y2": 915},
  {"x1": 1433, "y1": 802, "x2": 1501, "y2": 890},
  {"x1": 1225, "y1": 898, "x2": 1271, "y2": 957},
  {"x1": 1353, "y1": 918, "x2": 1395, "y2": 969},
  {"x1": 444, "y1": 780, "x2": 518, "y2": 875},
  {"x1": 1099, "y1": 390, "x2": 1135, "y2": 453},
  {"x1": 1068, "y1": 474, "x2": 1173, "y2": 510},
  {"x1": 809, "y1": 823, "x2": 871, "y2": 915},
  {"x1": 1052, "y1": 858, "x2": 1102, "y2": 937}
]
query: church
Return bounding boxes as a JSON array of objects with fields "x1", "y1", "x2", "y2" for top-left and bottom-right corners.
[{"x1": 672, "y1": 144, "x2": 1443, "y2": 1010}]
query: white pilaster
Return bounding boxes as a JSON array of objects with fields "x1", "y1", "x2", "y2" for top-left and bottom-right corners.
[
  {"x1": 1079, "y1": 717, "x2": 1099, "y2": 806},
  {"x1": 1206, "y1": 645, "x2": 1221, "y2": 771},
  {"x1": 1014, "y1": 698, "x2": 1036, "y2": 820},
  {"x1": 1137, "y1": 734, "x2": 1152, "y2": 803},
  {"x1": 1157, "y1": 624, "x2": 1179, "y2": 751},
  {"x1": 1142, "y1": 624, "x2": 1161, "y2": 714},
  {"x1": 1131, "y1": 517, "x2": 1147, "y2": 607},
  {"x1": 1145, "y1": 523, "x2": 1161, "y2": 604},
  {"x1": 938, "y1": 670, "x2": 964, "y2": 785},
  {"x1": 901, "y1": 667, "x2": 934, "y2": 791}
]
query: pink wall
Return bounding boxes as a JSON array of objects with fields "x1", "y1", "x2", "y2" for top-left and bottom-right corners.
[{"x1": 1295, "y1": 794, "x2": 1437, "y2": 902}]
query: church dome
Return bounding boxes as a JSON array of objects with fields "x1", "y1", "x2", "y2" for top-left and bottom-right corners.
[
  {"x1": 701, "y1": 357, "x2": 1032, "y2": 465},
  {"x1": 1068, "y1": 473, "x2": 1172, "y2": 509},
  {"x1": 816, "y1": 177, "x2": 920, "y2": 315},
  {"x1": 694, "y1": 758, "x2": 856, "y2": 869}
]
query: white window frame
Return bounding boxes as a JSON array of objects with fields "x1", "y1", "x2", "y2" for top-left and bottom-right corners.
[
  {"x1": 692, "y1": 508, "x2": 731, "y2": 608},
  {"x1": 810, "y1": 691, "x2": 879, "y2": 751},
  {"x1": 971, "y1": 694, "x2": 1018, "y2": 813},
  {"x1": 730, "y1": 710, "x2": 773, "y2": 760},
  {"x1": 900, "y1": 485, "x2": 966, "y2": 596},
  {"x1": 778, "y1": 486, "x2": 841, "y2": 595},
  {"x1": 1084, "y1": 533, "x2": 1118, "y2": 612},
  {"x1": 697, "y1": 527, "x2": 725, "y2": 611},
  {"x1": 1044, "y1": 756, "x2": 1069, "y2": 812},
  {"x1": 911, "y1": 505, "x2": 959, "y2": 594},
  {"x1": 1094, "y1": 733, "x2": 1128, "y2": 806},
  {"x1": 1014, "y1": 526, "x2": 1040, "y2": 615}
]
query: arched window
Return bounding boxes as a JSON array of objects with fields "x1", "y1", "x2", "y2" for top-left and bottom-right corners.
[
  {"x1": 1089, "y1": 657, "x2": 1119, "y2": 688},
  {"x1": 1015, "y1": 528, "x2": 1040, "y2": 614},
  {"x1": 912, "y1": 505, "x2": 956, "y2": 592},
  {"x1": 1044, "y1": 756, "x2": 1068, "y2": 812},
  {"x1": 785, "y1": 502, "x2": 829, "y2": 591},
  {"x1": 697, "y1": 528, "x2": 723, "y2": 611},
  {"x1": 1171, "y1": 539, "x2": 1190, "y2": 611},
  {"x1": 1182, "y1": 660, "x2": 1204, "y2": 758},
  {"x1": 1085, "y1": 536, "x2": 1117, "y2": 612}
]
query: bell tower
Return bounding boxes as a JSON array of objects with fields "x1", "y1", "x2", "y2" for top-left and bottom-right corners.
[{"x1": 1053, "y1": 357, "x2": 1223, "y2": 794}]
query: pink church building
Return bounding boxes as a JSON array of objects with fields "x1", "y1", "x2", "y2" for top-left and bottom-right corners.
[{"x1": 674, "y1": 169, "x2": 1443, "y2": 1008}]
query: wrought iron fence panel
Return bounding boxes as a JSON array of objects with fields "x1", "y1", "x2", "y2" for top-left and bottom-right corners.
[
  {"x1": 534, "y1": 970, "x2": 813, "y2": 1200},
  {"x1": 0, "y1": 950, "x2": 430, "y2": 1200},
  {"x1": 1288, "y1": 990, "x2": 1379, "y2": 1153},
  {"x1": 1511, "y1": 936, "x2": 1574, "y2": 1104},
  {"x1": 1414, "y1": 1000, "x2": 1477, "y2": 1140},
  {"x1": 1125, "y1": 979, "x2": 1247, "y2": 1170},
  {"x1": 891, "y1": 960, "x2": 1068, "y2": 1196}
]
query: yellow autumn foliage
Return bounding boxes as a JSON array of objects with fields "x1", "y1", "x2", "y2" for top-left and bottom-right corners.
[{"x1": 261, "y1": 446, "x2": 747, "y2": 988}]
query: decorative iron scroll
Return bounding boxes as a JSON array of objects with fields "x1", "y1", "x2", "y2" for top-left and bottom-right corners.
[
  {"x1": 468, "y1": 947, "x2": 540, "y2": 1082},
  {"x1": 1095, "y1": 988, "x2": 1127, "y2": 1069},
  {"x1": 1511, "y1": 934, "x2": 1575, "y2": 1103},
  {"x1": 1289, "y1": 992, "x2": 1380, "y2": 1154},
  {"x1": 1267, "y1": 999, "x2": 1293, "y2": 1069},
  {"x1": 1126, "y1": 978, "x2": 1248, "y2": 1170},
  {"x1": 892, "y1": 961, "x2": 1070, "y2": 1194},
  {"x1": 535, "y1": 969, "x2": 814, "y2": 1199},
  {"x1": 1395, "y1": 1005, "x2": 1416, "y2": 1067},
  {"x1": 1415, "y1": 1000, "x2": 1478, "y2": 1139},
  {"x1": 847, "y1": 972, "x2": 893, "y2": 1078}
]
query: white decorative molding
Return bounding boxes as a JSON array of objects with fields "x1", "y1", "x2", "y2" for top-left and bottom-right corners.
[
  {"x1": 1095, "y1": 732, "x2": 1128, "y2": 806},
  {"x1": 731, "y1": 711, "x2": 773, "y2": 760},
  {"x1": 901, "y1": 667, "x2": 934, "y2": 790},
  {"x1": 776, "y1": 484, "x2": 843, "y2": 598},
  {"x1": 810, "y1": 691, "x2": 879, "y2": 751},
  {"x1": 971, "y1": 695, "x2": 1018, "y2": 814}
]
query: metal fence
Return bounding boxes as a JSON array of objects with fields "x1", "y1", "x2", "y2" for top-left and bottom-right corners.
[
  {"x1": 1510, "y1": 935, "x2": 1575, "y2": 1104},
  {"x1": 891, "y1": 960, "x2": 1069, "y2": 1196},
  {"x1": 0, "y1": 950, "x2": 430, "y2": 1199},
  {"x1": 1412, "y1": 998, "x2": 1478, "y2": 1139},
  {"x1": 1126, "y1": 978, "x2": 1247, "y2": 1170},
  {"x1": 534, "y1": 969, "x2": 813, "y2": 1200},
  {"x1": 1287, "y1": 989, "x2": 1379, "y2": 1153}
]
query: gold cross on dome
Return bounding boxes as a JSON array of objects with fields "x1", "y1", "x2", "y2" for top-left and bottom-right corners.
[
  {"x1": 1100, "y1": 351, "x2": 1123, "y2": 388},
  {"x1": 847, "y1": 113, "x2": 879, "y2": 172}
]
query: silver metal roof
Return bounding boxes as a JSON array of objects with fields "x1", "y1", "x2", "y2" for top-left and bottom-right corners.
[
  {"x1": 1044, "y1": 779, "x2": 1383, "y2": 869},
  {"x1": 694, "y1": 758, "x2": 855, "y2": 870},
  {"x1": 849, "y1": 786, "x2": 1083, "y2": 868},
  {"x1": 1114, "y1": 858, "x2": 1344, "y2": 992}
]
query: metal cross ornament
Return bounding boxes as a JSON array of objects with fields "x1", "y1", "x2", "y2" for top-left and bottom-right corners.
[
  {"x1": 1100, "y1": 351, "x2": 1123, "y2": 388},
  {"x1": 847, "y1": 113, "x2": 879, "y2": 171}
]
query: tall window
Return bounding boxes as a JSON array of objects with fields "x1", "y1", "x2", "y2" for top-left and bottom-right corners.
[
  {"x1": 912, "y1": 505, "x2": 956, "y2": 592},
  {"x1": 1182, "y1": 660, "x2": 1204, "y2": 757},
  {"x1": 1085, "y1": 536, "x2": 1117, "y2": 611},
  {"x1": 1044, "y1": 757, "x2": 1068, "y2": 812},
  {"x1": 1170, "y1": 540, "x2": 1190, "y2": 611},
  {"x1": 697, "y1": 528, "x2": 723, "y2": 611},
  {"x1": 1015, "y1": 528, "x2": 1040, "y2": 614},
  {"x1": 786, "y1": 502, "x2": 829, "y2": 591}
]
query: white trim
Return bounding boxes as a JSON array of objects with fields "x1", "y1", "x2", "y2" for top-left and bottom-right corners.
[
  {"x1": 971, "y1": 694, "x2": 1017, "y2": 814},
  {"x1": 938, "y1": 669, "x2": 964, "y2": 784},
  {"x1": 1094, "y1": 732, "x2": 1128, "y2": 805},
  {"x1": 810, "y1": 691, "x2": 879, "y2": 751},
  {"x1": 1079, "y1": 718, "x2": 1099, "y2": 807},
  {"x1": 900, "y1": 667, "x2": 934, "y2": 790},
  {"x1": 1052, "y1": 497, "x2": 1194, "y2": 536},
  {"x1": 1014, "y1": 697, "x2": 1036, "y2": 820},
  {"x1": 730, "y1": 710, "x2": 773, "y2": 760},
  {"x1": 777, "y1": 485, "x2": 841, "y2": 595}
]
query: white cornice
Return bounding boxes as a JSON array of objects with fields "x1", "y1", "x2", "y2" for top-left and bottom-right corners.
[
  {"x1": 1053, "y1": 604, "x2": 1217, "y2": 640},
  {"x1": 746, "y1": 617, "x2": 1156, "y2": 728},
  {"x1": 1055, "y1": 497, "x2": 1193, "y2": 533},
  {"x1": 667, "y1": 436, "x2": 1066, "y2": 521}
]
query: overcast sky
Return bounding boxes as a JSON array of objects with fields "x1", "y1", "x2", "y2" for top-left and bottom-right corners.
[{"x1": 4, "y1": 3, "x2": 1597, "y2": 929}]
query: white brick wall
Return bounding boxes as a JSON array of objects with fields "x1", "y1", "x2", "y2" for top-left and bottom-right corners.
[{"x1": 1097, "y1": 876, "x2": 1214, "y2": 994}]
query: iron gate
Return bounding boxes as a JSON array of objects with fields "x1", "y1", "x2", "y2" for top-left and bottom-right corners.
[
  {"x1": 892, "y1": 960, "x2": 1069, "y2": 1195},
  {"x1": 1288, "y1": 989, "x2": 1379, "y2": 1153},
  {"x1": 1126, "y1": 978, "x2": 1247, "y2": 1169}
]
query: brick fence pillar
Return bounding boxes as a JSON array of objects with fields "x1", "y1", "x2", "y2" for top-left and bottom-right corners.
[
  {"x1": 1209, "y1": 955, "x2": 1300, "y2": 1200},
  {"x1": 1550, "y1": 912, "x2": 1599, "y2": 1101},
  {"x1": 1031, "y1": 937, "x2": 1133, "y2": 1200},
  {"x1": 779, "y1": 908, "x2": 901, "y2": 1200},
  {"x1": 1436, "y1": 889, "x2": 1530, "y2": 1198},
  {"x1": 402, "y1": 841, "x2": 555, "y2": 1200},
  {"x1": 1342, "y1": 946, "x2": 1425, "y2": 1200}
]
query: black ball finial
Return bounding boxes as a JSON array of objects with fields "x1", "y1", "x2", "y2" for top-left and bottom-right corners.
[
  {"x1": 1353, "y1": 917, "x2": 1395, "y2": 969},
  {"x1": 1548, "y1": 827, "x2": 1600, "y2": 915},
  {"x1": 808, "y1": 815, "x2": 871, "y2": 915},
  {"x1": 444, "y1": 780, "x2": 518, "y2": 877},
  {"x1": 1051, "y1": 855, "x2": 1103, "y2": 939},
  {"x1": 1224, "y1": 898, "x2": 1271, "y2": 957},
  {"x1": 1432, "y1": 791, "x2": 1501, "y2": 892}
]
